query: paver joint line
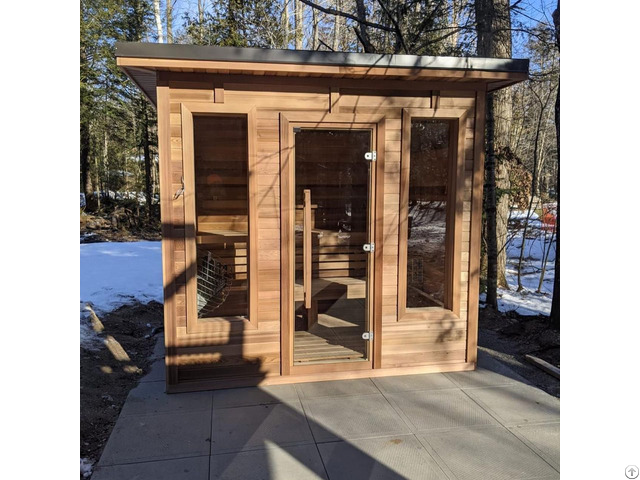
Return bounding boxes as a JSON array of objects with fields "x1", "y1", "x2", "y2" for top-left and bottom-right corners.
[{"x1": 96, "y1": 365, "x2": 558, "y2": 480}]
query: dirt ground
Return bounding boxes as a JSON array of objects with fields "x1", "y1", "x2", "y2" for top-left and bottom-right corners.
[
  {"x1": 478, "y1": 307, "x2": 560, "y2": 397},
  {"x1": 80, "y1": 209, "x2": 161, "y2": 244},
  {"x1": 80, "y1": 301, "x2": 164, "y2": 478}
]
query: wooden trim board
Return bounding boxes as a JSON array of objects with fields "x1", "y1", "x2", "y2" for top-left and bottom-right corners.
[
  {"x1": 466, "y1": 89, "x2": 486, "y2": 364},
  {"x1": 397, "y1": 107, "x2": 470, "y2": 323},
  {"x1": 156, "y1": 75, "x2": 179, "y2": 385},
  {"x1": 167, "y1": 361, "x2": 477, "y2": 393},
  {"x1": 279, "y1": 112, "x2": 385, "y2": 376},
  {"x1": 180, "y1": 103, "x2": 259, "y2": 334}
]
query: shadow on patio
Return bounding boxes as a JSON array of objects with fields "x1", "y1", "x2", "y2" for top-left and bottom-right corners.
[{"x1": 91, "y1": 343, "x2": 559, "y2": 480}]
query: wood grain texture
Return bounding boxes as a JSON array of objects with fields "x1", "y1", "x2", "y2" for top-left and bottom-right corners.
[
  {"x1": 373, "y1": 118, "x2": 386, "y2": 368},
  {"x1": 155, "y1": 79, "x2": 485, "y2": 390},
  {"x1": 279, "y1": 113, "x2": 293, "y2": 375},
  {"x1": 466, "y1": 89, "x2": 486, "y2": 364},
  {"x1": 156, "y1": 75, "x2": 179, "y2": 386},
  {"x1": 180, "y1": 103, "x2": 258, "y2": 334}
]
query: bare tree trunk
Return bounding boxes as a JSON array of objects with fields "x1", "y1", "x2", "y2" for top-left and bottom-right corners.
[
  {"x1": 549, "y1": 0, "x2": 560, "y2": 328},
  {"x1": 101, "y1": 129, "x2": 109, "y2": 211},
  {"x1": 198, "y1": 0, "x2": 205, "y2": 43},
  {"x1": 166, "y1": 0, "x2": 173, "y2": 43},
  {"x1": 492, "y1": 0, "x2": 511, "y2": 290},
  {"x1": 153, "y1": 0, "x2": 164, "y2": 43},
  {"x1": 475, "y1": 0, "x2": 512, "y2": 308},
  {"x1": 516, "y1": 92, "x2": 546, "y2": 291},
  {"x1": 496, "y1": 161, "x2": 510, "y2": 288},
  {"x1": 354, "y1": 0, "x2": 374, "y2": 52},
  {"x1": 475, "y1": 0, "x2": 493, "y2": 55},
  {"x1": 295, "y1": 0, "x2": 304, "y2": 49},
  {"x1": 449, "y1": 0, "x2": 460, "y2": 51},
  {"x1": 537, "y1": 222, "x2": 555, "y2": 293},
  {"x1": 81, "y1": 120, "x2": 94, "y2": 210},
  {"x1": 332, "y1": 0, "x2": 343, "y2": 50},
  {"x1": 282, "y1": 0, "x2": 291, "y2": 46},
  {"x1": 142, "y1": 104, "x2": 153, "y2": 219},
  {"x1": 311, "y1": 8, "x2": 318, "y2": 49}
]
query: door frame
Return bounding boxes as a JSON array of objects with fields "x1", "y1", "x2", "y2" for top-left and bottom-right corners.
[{"x1": 279, "y1": 112, "x2": 386, "y2": 376}]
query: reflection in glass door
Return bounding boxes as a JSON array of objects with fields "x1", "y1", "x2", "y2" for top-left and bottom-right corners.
[{"x1": 293, "y1": 128, "x2": 373, "y2": 365}]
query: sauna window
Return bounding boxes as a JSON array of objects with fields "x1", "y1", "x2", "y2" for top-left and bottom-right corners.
[
  {"x1": 193, "y1": 115, "x2": 249, "y2": 320},
  {"x1": 405, "y1": 119, "x2": 452, "y2": 310}
]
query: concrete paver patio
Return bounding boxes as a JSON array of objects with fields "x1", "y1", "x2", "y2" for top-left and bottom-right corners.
[{"x1": 91, "y1": 344, "x2": 559, "y2": 480}]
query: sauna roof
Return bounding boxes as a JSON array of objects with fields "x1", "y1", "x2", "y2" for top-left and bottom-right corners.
[{"x1": 116, "y1": 42, "x2": 529, "y2": 106}]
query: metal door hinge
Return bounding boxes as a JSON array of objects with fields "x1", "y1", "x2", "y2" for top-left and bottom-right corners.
[
  {"x1": 362, "y1": 331, "x2": 374, "y2": 341},
  {"x1": 362, "y1": 243, "x2": 375, "y2": 252},
  {"x1": 364, "y1": 151, "x2": 377, "y2": 161}
]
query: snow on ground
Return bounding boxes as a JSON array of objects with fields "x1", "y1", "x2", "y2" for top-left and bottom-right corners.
[
  {"x1": 481, "y1": 209, "x2": 556, "y2": 316},
  {"x1": 80, "y1": 241, "x2": 163, "y2": 313},
  {"x1": 80, "y1": 241, "x2": 163, "y2": 348}
]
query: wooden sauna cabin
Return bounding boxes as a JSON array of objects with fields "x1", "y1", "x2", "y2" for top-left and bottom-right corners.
[{"x1": 116, "y1": 42, "x2": 529, "y2": 393}]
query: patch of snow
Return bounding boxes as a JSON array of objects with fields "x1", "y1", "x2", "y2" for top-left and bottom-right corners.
[
  {"x1": 80, "y1": 458, "x2": 93, "y2": 478},
  {"x1": 509, "y1": 210, "x2": 540, "y2": 221},
  {"x1": 496, "y1": 209, "x2": 556, "y2": 316},
  {"x1": 80, "y1": 241, "x2": 163, "y2": 314},
  {"x1": 497, "y1": 288, "x2": 551, "y2": 316},
  {"x1": 479, "y1": 210, "x2": 555, "y2": 317}
]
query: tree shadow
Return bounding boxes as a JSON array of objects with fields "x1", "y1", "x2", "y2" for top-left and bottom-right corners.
[{"x1": 154, "y1": 245, "x2": 412, "y2": 478}]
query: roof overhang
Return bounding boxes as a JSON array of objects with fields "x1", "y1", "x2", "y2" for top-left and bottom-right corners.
[{"x1": 115, "y1": 42, "x2": 529, "y2": 106}]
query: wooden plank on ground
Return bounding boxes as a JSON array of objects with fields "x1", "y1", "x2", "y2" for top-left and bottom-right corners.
[{"x1": 525, "y1": 354, "x2": 560, "y2": 379}]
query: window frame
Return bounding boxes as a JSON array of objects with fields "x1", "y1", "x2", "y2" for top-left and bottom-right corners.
[
  {"x1": 279, "y1": 112, "x2": 386, "y2": 374},
  {"x1": 181, "y1": 103, "x2": 258, "y2": 333},
  {"x1": 398, "y1": 107, "x2": 469, "y2": 323}
]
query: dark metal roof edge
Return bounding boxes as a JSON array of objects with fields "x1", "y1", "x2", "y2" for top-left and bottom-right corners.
[{"x1": 115, "y1": 42, "x2": 529, "y2": 74}]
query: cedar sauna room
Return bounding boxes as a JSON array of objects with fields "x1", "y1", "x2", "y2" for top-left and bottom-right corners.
[{"x1": 116, "y1": 42, "x2": 528, "y2": 393}]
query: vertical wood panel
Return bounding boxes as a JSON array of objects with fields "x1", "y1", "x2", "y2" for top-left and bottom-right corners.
[
  {"x1": 247, "y1": 108, "x2": 259, "y2": 327},
  {"x1": 395, "y1": 107, "x2": 470, "y2": 326},
  {"x1": 373, "y1": 118, "x2": 386, "y2": 368},
  {"x1": 398, "y1": 109, "x2": 410, "y2": 320},
  {"x1": 180, "y1": 104, "x2": 197, "y2": 335},
  {"x1": 466, "y1": 89, "x2": 486, "y2": 365},
  {"x1": 156, "y1": 74, "x2": 179, "y2": 385},
  {"x1": 279, "y1": 113, "x2": 292, "y2": 375},
  {"x1": 179, "y1": 103, "x2": 259, "y2": 334},
  {"x1": 451, "y1": 111, "x2": 468, "y2": 318}
]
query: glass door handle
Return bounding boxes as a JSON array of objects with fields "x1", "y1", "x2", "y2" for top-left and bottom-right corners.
[{"x1": 303, "y1": 189, "x2": 312, "y2": 309}]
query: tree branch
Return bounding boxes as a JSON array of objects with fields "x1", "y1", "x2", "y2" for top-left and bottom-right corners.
[
  {"x1": 375, "y1": 0, "x2": 409, "y2": 53},
  {"x1": 318, "y1": 38, "x2": 335, "y2": 51},
  {"x1": 352, "y1": 25, "x2": 370, "y2": 52},
  {"x1": 297, "y1": 0, "x2": 396, "y2": 33}
]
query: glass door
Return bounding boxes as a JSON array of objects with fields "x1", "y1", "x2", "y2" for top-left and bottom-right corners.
[{"x1": 292, "y1": 128, "x2": 374, "y2": 365}]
